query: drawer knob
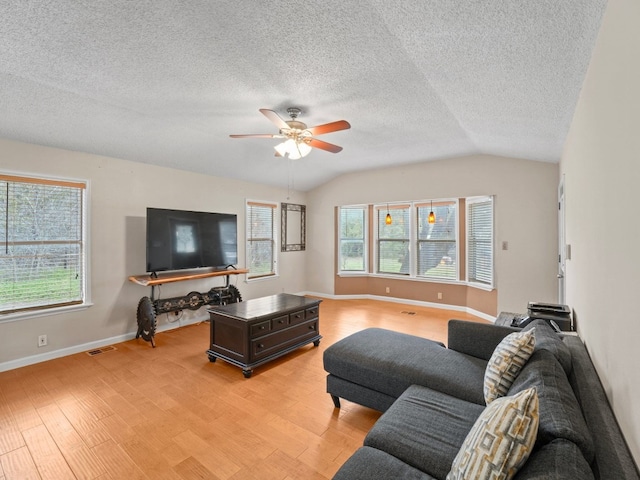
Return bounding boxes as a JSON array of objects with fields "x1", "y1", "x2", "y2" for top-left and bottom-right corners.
[
  {"x1": 258, "y1": 343, "x2": 264, "y2": 348},
  {"x1": 309, "y1": 325, "x2": 315, "y2": 330},
  {"x1": 260, "y1": 326, "x2": 265, "y2": 330}
]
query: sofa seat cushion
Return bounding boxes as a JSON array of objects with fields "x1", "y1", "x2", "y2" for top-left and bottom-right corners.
[
  {"x1": 364, "y1": 384, "x2": 485, "y2": 479},
  {"x1": 522, "y1": 320, "x2": 572, "y2": 374},
  {"x1": 513, "y1": 439, "x2": 594, "y2": 480},
  {"x1": 323, "y1": 328, "x2": 487, "y2": 405},
  {"x1": 332, "y1": 446, "x2": 436, "y2": 480},
  {"x1": 507, "y1": 349, "x2": 595, "y2": 462}
]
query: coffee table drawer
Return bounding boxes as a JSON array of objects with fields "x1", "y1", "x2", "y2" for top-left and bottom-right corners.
[
  {"x1": 251, "y1": 319, "x2": 318, "y2": 360},
  {"x1": 250, "y1": 320, "x2": 271, "y2": 337},
  {"x1": 306, "y1": 305, "x2": 319, "y2": 319},
  {"x1": 271, "y1": 314, "x2": 290, "y2": 332},
  {"x1": 289, "y1": 309, "x2": 306, "y2": 326}
]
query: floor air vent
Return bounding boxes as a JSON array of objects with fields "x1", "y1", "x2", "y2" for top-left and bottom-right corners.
[
  {"x1": 401, "y1": 311, "x2": 416, "y2": 315},
  {"x1": 86, "y1": 345, "x2": 117, "y2": 356}
]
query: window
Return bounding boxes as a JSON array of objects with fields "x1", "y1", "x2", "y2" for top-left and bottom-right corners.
[
  {"x1": 338, "y1": 206, "x2": 367, "y2": 273},
  {"x1": 376, "y1": 205, "x2": 410, "y2": 275},
  {"x1": 417, "y1": 200, "x2": 458, "y2": 280},
  {"x1": 467, "y1": 196, "x2": 494, "y2": 287},
  {"x1": 246, "y1": 201, "x2": 277, "y2": 279},
  {"x1": 0, "y1": 174, "x2": 86, "y2": 315}
]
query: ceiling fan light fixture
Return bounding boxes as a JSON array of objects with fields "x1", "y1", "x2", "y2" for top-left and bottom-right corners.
[
  {"x1": 232, "y1": 108, "x2": 350, "y2": 158},
  {"x1": 274, "y1": 138, "x2": 311, "y2": 160}
]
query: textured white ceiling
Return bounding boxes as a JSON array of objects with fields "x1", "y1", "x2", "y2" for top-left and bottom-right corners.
[{"x1": 0, "y1": 1, "x2": 606, "y2": 191}]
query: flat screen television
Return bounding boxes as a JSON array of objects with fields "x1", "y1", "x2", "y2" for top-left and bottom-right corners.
[{"x1": 146, "y1": 207, "x2": 238, "y2": 273}]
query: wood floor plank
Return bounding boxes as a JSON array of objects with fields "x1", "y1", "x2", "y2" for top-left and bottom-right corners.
[
  {"x1": 0, "y1": 298, "x2": 486, "y2": 479},
  {"x1": 22, "y1": 424, "x2": 75, "y2": 480},
  {"x1": 91, "y1": 439, "x2": 146, "y2": 480},
  {"x1": 120, "y1": 435, "x2": 183, "y2": 480},
  {"x1": 0, "y1": 416, "x2": 25, "y2": 456},
  {"x1": 0, "y1": 446, "x2": 40, "y2": 480},
  {"x1": 173, "y1": 456, "x2": 221, "y2": 480},
  {"x1": 172, "y1": 429, "x2": 241, "y2": 479}
]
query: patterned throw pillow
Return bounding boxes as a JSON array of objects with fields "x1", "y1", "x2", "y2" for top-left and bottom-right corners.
[
  {"x1": 484, "y1": 330, "x2": 536, "y2": 404},
  {"x1": 447, "y1": 387, "x2": 539, "y2": 480}
]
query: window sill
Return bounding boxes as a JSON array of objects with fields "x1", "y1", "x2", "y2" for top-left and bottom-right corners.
[
  {"x1": 338, "y1": 273, "x2": 495, "y2": 291},
  {"x1": 467, "y1": 282, "x2": 495, "y2": 292},
  {"x1": 245, "y1": 274, "x2": 279, "y2": 283},
  {"x1": 0, "y1": 302, "x2": 94, "y2": 324}
]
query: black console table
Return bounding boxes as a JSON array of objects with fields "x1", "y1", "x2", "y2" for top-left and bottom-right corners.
[
  {"x1": 129, "y1": 268, "x2": 248, "y2": 347},
  {"x1": 207, "y1": 293, "x2": 322, "y2": 378}
]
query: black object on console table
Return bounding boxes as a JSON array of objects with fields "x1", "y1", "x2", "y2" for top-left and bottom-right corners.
[{"x1": 207, "y1": 293, "x2": 321, "y2": 378}]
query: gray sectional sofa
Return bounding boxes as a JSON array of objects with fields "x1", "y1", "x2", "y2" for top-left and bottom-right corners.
[{"x1": 323, "y1": 320, "x2": 639, "y2": 480}]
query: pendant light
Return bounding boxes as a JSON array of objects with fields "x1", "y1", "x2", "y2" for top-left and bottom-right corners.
[
  {"x1": 428, "y1": 200, "x2": 436, "y2": 224},
  {"x1": 385, "y1": 204, "x2": 392, "y2": 225}
]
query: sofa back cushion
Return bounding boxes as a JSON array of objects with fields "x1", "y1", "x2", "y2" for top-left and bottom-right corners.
[
  {"x1": 507, "y1": 349, "x2": 595, "y2": 462},
  {"x1": 523, "y1": 320, "x2": 572, "y2": 374},
  {"x1": 513, "y1": 439, "x2": 594, "y2": 480}
]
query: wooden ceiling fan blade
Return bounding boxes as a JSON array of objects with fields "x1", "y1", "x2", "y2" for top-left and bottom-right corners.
[
  {"x1": 307, "y1": 120, "x2": 351, "y2": 136},
  {"x1": 260, "y1": 109, "x2": 290, "y2": 130},
  {"x1": 308, "y1": 138, "x2": 343, "y2": 153},
  {"x1": 229, "y1": 134, "x2": 279, "y2": 138}
]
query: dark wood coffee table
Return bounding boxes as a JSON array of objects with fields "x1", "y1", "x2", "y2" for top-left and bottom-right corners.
[{"x1": 206, "y1": 293, "x2": 322, "y2": 377}]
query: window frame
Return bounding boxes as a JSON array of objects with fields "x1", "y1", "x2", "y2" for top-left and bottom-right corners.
[
  {"x1": 466, "y1": 195, "x2": 495, "y2": 289},
  {"x1": 0, "y1": 172, "x2": 91, "y2": 321},
  {"x1": 416, "y1": 199, "x2": 459, "y2": 281},
  {"x1": 246, "y1": 200, "x2": 278, "y2": 280},
  {"x1": 374, "y1": 204, "x2": 412, "y2": 276},
  {"x1": 337, "y1": 205, "x2": 369, "y2": 274}
]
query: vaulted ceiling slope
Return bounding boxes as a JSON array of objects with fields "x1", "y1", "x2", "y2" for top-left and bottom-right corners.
[{"x1": 0, "y1": 1, "x2": 606, "y2": 191}]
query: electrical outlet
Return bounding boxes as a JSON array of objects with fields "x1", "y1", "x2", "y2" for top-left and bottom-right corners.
[
  {"x1": 502, "y1": 241, "x2": 509, "y2": 250},
  {"x1": 437, "y1": 292, "x2": 443, "y2": 300},
  {"x1": 385, "y1": 287, "x2": 390, "y2": 293},
  {"x1": 38, "y1": 335, "x2": 47, "y2": 347}
]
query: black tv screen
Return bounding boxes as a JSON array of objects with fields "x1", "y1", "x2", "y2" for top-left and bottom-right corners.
[{"x1": 146, "y1": 208, "x2": 238, "y2": 273}]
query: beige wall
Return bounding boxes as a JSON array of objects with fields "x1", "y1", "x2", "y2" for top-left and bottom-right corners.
[
  {"x1": 560, "y1": 0, "x2": 640, "y2": 463},
  {"x1": 0, "y1": 138, "x2": 307, "y2": 369},
  {"x1": 306, "y1": 155, "x2": 559, "y2": 314}
]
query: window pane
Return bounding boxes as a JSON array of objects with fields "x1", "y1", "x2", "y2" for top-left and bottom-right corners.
[
  {"x1": 377, "y1": 206, "x2": 410, "y2": 275},
  {"x1": 247, "y1": 239, "x2": 274, "y2": 276},
  {"x1": 0, "y1": 177, "x2": 85, "y2": 314},
  {"x1": 378, "y1": 239, "x2": 410, "y2": 274},
  {"x1": 339, "y1": 207, "x2": 366, "y2": 272},
  {"x1": 468, "y1": 197, "x2": 494, "y2": 286},
  {"x1": 246, "y1": 202, "x2": 276, "y2": 278},
  {"x1": 417, "y1": 202, "x2": 457, "y2": 280}
]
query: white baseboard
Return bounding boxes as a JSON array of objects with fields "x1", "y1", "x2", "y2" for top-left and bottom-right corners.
[
  {"x1": 0, "y1": 315, "x2": 207, "y2": 373},
  {"x1": 301, "y1": 291, "x2": 497, "y2": 322}
]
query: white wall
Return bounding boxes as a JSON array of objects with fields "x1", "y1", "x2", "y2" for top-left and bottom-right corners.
[
  {"x1": 306, "y1": 155, "x2": 559, "y2": 314},
  {"x1": 0, "y1": 138, "x2": 306, "y2": 369},
  {"x1": 560, "y1": 0, "x2": 640, "y2": 464}
]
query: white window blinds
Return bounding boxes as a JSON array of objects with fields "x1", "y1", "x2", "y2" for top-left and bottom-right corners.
[
  {"x1": 246, "y1": 201, "x2": 277, "y2": 279},
  {"x1": 467, "y1": 196, "x2": 494, "y2": 287},
  {"x1": 376, "y1": 205, "x2": 411, "y2": 275},
  {"x1": 0, "y1": 174, "x2": 86, "y2": 314},
  {"x1": 417, "y1": 200, "x2": 458, "y2": 280},
  {"x1": 338, "y1": 206, "x2": 367, "y2": 272}
]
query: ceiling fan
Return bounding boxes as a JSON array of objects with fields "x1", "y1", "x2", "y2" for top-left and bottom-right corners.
[{"x1": 230, "y1": 108, "x2": 351, "y2": 160}]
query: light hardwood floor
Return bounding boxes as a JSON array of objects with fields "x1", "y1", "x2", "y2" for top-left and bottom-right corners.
[{"x1": 0, "y1": 298, "x2": 487, "y2": 480}]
